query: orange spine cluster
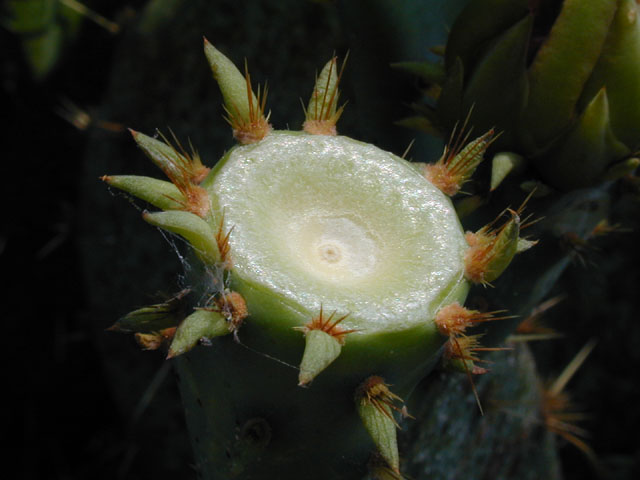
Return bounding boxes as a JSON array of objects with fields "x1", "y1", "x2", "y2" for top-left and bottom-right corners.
[
  {"x1": 213, "y1": 291, "x2": 249, "y2": 335},
  {"x1": 424, "y1": 124, "x2": 495, "y2": 196},
  {"x1": 132, "y1": 129, "x2": 211, "y2": 217},
  {"x1": 356, "y1": 376, "x2": 406, "y2": 427},
  {"x1": 295, "y1": 306, "x2": 355, "y2": 344},
  {"x1": 225, "y1": 64, "x2": 272, "y2": 144},
  {"x1": 303, "y1": 56, "x2": 347, "y2": 136}
]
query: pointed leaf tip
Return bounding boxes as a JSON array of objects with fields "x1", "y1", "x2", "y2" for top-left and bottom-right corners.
[
  {"x1": 298, "y1": 329, "x2": 342, "y2": 385},
  {"x1": 425, "y1": 127, "x2": 495, "y2": 196},
  {"x1": 303, "y1": 56, "x2": 346, "y2": 135},
  {"x1": 204, "y1": 43, "x2": 270, "y2": 143},
  {"x1": 104, "y1": 175, "x2": 186, "y2": 211},
  {"x1": 464, "y1": 210, "x2": 522, "y2": 284},
  {"x1": 130, "y1": 130, "x2": 211, "y2": 216},
  {"x1": 109, "y1": 290, "x2": 189, "y2": 333},
  {"x1": 167, "y1": 309, "x2": 228, "y2": 358},
  {"x1": 295, "y1": 308, "x2": 353, "y2": 385},
  {"x1": 143, "y1": 210, "x2": 221, "y2": 265},
  {"x1": 356, "y1": 376, "x2": 404, "y2": 473},
  {"x1": 490, "y1": 152, "x2": 526, "y2": 191}
]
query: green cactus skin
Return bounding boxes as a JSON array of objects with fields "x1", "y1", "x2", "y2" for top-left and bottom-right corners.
[
  {"x1": 522, "y1": 0, "x2": 617, "y2": 149},
  {"x1": 408, "y1": 0, "x2": 640, "y2": 191},
  {"x1": 102, "y1": 36, "x2": 535, "y2": 477},
  {"x1": 579, "y1": 0, "x2": 640, "y2": 148},
  {"x1": 403, "y1": 345, "x2": 562, "y2": 480},
  {"x1": 98, "y1": 2, "x2": 628, "y2": 478},
  {"x1": 182, "y1": 130, "x2": 470, "y2": 477},
  {"x1": 81, "y1": 2, "x2": 640, "y2": 479}
]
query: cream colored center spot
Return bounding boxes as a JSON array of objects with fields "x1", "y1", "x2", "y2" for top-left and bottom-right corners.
[
  {"x1": 288, "y1": 215, "x2": 378, "y2": 284},
  {"x1": 318, "y1": 244, "x2": 342, "y2": 263}
]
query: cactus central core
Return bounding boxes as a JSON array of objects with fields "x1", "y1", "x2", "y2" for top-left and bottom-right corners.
[
  {"x1": 318, "y1": 243, "x2": 341, "y2": 263},
  {"x1": 289, "y1": 215, "x2": 378, "y2": 281},
  {"x1": 208, "y1": 132, "x2": 468, "y2": 332}
]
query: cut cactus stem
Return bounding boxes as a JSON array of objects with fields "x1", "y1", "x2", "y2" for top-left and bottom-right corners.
[{"x1": 103, "y1": 45, "x2": 542, "y2": 479}]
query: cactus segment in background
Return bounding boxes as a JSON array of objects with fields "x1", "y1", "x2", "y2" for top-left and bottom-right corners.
[
  {"x1": 2, "y1": 0, "x2": 120, "y2": 79},
  {"x1": 400, "y1": 0, "x2": 640, "y2": 190},
  {"x1": 103, "y1": 39, "x2": 533, "y2": 479}
]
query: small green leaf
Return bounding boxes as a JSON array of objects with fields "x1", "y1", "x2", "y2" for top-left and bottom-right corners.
[
  {"x1": 466, "y1": 211, "x2": 521, "y2": 284},
  {"x1": 102, "y1": 175, "x2": 185, "y2": 210},
  {"x1": 490, "y1": 152, "x2": 526, "y2": 191},
  {"x1": 298, "y1": 330, "x2": 342, "y2": 386},
  {"x1": 204, "y1": 39, "x2": 256, "y2": 126},
  {"x1": 306, "y1": 57, "x2": 340, "y2": 122},
  {"x1": 143, "y1": 210, "x2": 221, "y2": 264},
  {"x1": 358, "y1": 401, "x2": 399, "y2": 473},
  {"x1": 109, "y1": 290, "x2": 189, "y2": 333},
  {"x1": 168, "y1": 309, "x2": 229, "y2": 358},
  {"x1": 516, "y1": 237, "x2": 537, "y2": 254},
  {"x1": 484, "y1": 213, "x2": 520, "y2": 283},
  {"x1": 130, "y1": 130, "x2": 187, "y2": 179},
  {"x1": 448, "y1": 129, "x2": 495, "y2": 186},
  {"x1": 454, "y1": 195, "x2": 486, "y2": 219}
]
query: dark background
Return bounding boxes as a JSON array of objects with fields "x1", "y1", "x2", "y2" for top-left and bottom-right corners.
[{"x1": 3, "y1": 1, "x2": 640, "y2": 479}]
